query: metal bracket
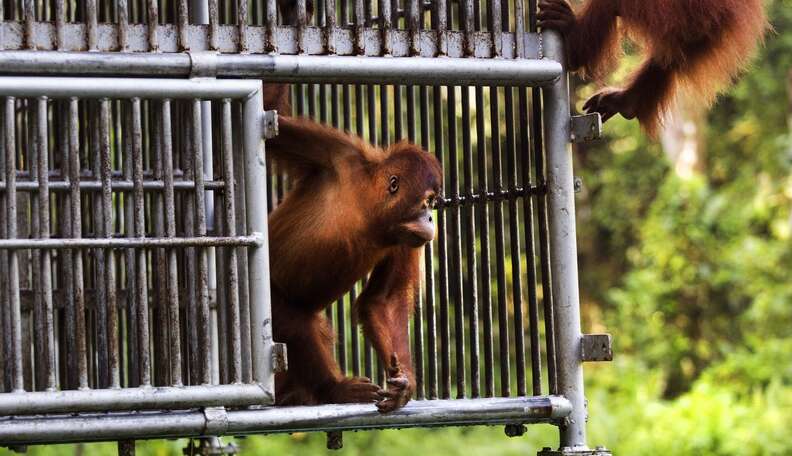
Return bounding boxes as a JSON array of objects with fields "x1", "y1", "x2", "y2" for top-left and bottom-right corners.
[
  {"x1": 504, "y1": 424, "x2": 527, "y2": 437},
  {"x1": 580, "y1": 334, "x2": 613, "y2": 362},
  {"x1": 272, "y1": 342, "x2": 288, "y2": 373},
  {"x1": 262, "y1": 110, "x2": 279, "y2": 139},
  {"x1": 188, "y1": 51, "x2": 219, "y2": 79},
  {"x1": 183, "y1": 437, "x2": 238, "y2": 456},
  {"x1": 202, "y1": 407, "x2": 229, "y2": 436},
  {"x1": 570, "y1": 113, "x2": 602, "y2": 143},
  {"x1": 326, "y1": 431, "x2": 343, "y2": 450},
  {"x1": 573, "y1": 176, "x2": 583, "y2": 193},
  {"x1": 538, "y1": 446, "x2": 612, "y2": 456}
]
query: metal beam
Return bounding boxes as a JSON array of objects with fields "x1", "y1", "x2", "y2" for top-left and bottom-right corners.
[
  {"x1": 0, "y1": 396, "x2": 572, "y2": 445},
  {"x1": 0, "y1": 384, "x2": 270, "y2": 416},
  {"x1": 0, "y1": 52, "x2": 562, "y2": 86}
]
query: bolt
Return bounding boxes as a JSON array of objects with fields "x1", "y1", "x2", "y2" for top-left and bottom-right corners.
[{"x1": 574, "y1": 176, "x2": 583, "y2": 193}]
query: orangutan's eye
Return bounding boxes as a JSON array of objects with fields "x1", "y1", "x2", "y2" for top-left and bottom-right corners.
[{"x1": 388, "y1": 175, "x2": 400, "y2": 194}]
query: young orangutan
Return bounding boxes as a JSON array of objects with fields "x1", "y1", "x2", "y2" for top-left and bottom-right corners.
[
  {"x1": 538, "y1": 0, "x2": 768, "y2": 136},
  {"x1": 265, "y1": 116, "x2": 441, "y2": 413}
]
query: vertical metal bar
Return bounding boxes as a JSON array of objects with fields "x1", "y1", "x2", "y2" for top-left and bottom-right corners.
[
  {"x1": 190, "y1": 100, "x2": 212, "y2": 385},
  {"x1": 404, "y1": 85, "x2": 425, "y2": 399},
  {"x1": 461, "y1": 86, "x2": 480, "y2": 398},
  {"x1": 393, "y1": 86, "x2": 402, "y2": 140},
  {"x1": 461, "y1": 0, "x2": 474, "y2": 56},
  {"x1": 446, "y1": 85, "x2": 465, "y2": 398},
  {"x1": 151, "y1": 103, "x2": 169, "y2": 386},
  {"x1": 433, "y1": 0, "x2": 447, "y2": 55},
  {"x1": 118, "y1": 0, "x2": 129, "y2": 51},
  {"x1": 325, "y1": 0, "x2": 337, "y2": 53},
  {"x1": 488, "y1": 0, "x2": 501, "y2": 57},
  {"x1": 54, "y1": 0, "x2": 65, "y2": 49},
  {"x1": 504, "y1": 86, "x2": 527, "y2": 396},
  {"x1": 319, "y1": 84, "x2": 328, "y2": 123},
  {"x1": 327, "y1": 88, "x2": 346, "y2": 373},
  {"x1": 366, "y1": 85, "x2": 376, "y2": 146},
  {"x1": 68, "y1": 98, "x2": 89, "y2": 390},
  {"x1": 238, "y1": 0, "x2": 249, "y2": 52},
  {"x1": 544, "y1": 30, "x2": 587, "y2": 447},
  {"x1": 161, "y1": 100, "x2": 183, "y2": 386},
  {"x1": 192, "y1": 0, "x2": 219, "y2": 386},
  {"x1": 490, "y1": 87, "x2": 511, "y2": 397},
  {"x1": 86, "y1": 0, "x2": 98, "y2": 50},
  {"x1": 130, "y1": 98, "x2": 151, "y2": 387},
  {"x1": 55, "y1": 100, "x2": 75, "y2": 390},
  {"x1": 35, "y1": 97, "x2": 56, "y2": 390},
  {"x1": 432, "y1": 85, "x2": 450, "y2": 399},
  {"x1": 208, "y1": 0, "x2": 219, "y2": 50},
  {"x1": 331, "y1": 85, "x2": 341, "y2": 129},
  {"x1": 221, "y1": 99, "x2": 242, "y2": 384},
  {"x1": 265, "y1": 0, "x2": 277, "y2": 52},
  {"x1": 182, "y1": 105, "x2": 199, "y2": 385},
  {"x1": 515, "y1": 0, "x2": 526, "y2": 59},
  {"x1": 353, "y1": 0, "x2": 365, "y2": 54},
  {"x1": 407, "y1": 0, "x2": 419, "y2": 55},
  {"x1": 521, "y1": 83, "x2": 543, "y2": 396},
  {"x1": 476, "y1": 86, "x2": 494, "y2": 398},
  {"x1": 296, "y1": 0, "x2": 308, "y2": 53},
  {"x1": 5, "y1": 98, "x2": 23, "y2": 392},
  {"x1": 342, "y1": 85, "x2": 352, "y2": 132},
  {"x1": 146, "y1": 0, "x2": 159, "y2": 51},
  {"x1": 380, "y1": 0, "x2": 392, "y2": 55},
  {"x1": 23, "y1": 0, "x2": 34, "y2": 49},
  {"x1": 123, "y1": 100, "x2": 139, "y2": 388},
  {"x1": 0, "y1": 101, "x2": 5, "y2": 392},
  {"x1": 348, "y1": 285, "x2": 360, "y2": 377},
  {"x1": 529, "y1": 0, "x2": 557, "y2": 398},
  {"x1": 98, "y1": 99, "x2": 121, "y2": 389},
  {"x1": 420, "y1": 85, "x2": 437, "y2": 399},
  {"x1": 243, "y1": 91, "x2": 274, "y2": 394},
  {"x1": 380, "y1": 85, "x2": 389, "y2": 146},
  {"x1": 232, "y1": 102, "x2": 252, "y2": 384},
  {"x1": 177, "y1": 0, "x2": 189, "y2": 50}
]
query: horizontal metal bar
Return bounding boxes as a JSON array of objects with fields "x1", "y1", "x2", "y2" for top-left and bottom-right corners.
[
  {"x1": 0, "y1": 52, "x2": 562, "y2": 87},
  {"x1": 436, "y1": 185, "x2": 545, "y2": 208},
  {"x1": 0, "y1": 396, "x2": 571, "y2": 445},
  {"x1": 0, "y1": 384, "x2": 271, "y2": 416},
  {"x1": 0, "y1": 76, "x2": 262, "y2": 100},
  {"x1": 217, "y1": 55, "x2": 561, "y2": 86},
  {"x1": 0, "y1": 22, "x2": 541, "y2": 59},
  {"x1": 0, "y1": 179, "x2": 225, "y2": 192},
  {"x1": 0, "y1": 236, "x2": 261, "y2": 250}
]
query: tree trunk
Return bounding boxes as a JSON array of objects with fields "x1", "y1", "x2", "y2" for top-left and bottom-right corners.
[{"x1": 660, "y1": 98, "x2": 707, "y2": 179}]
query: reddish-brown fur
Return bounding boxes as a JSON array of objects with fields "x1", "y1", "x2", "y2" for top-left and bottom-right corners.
[
  {"x1": 538, "y1": 0, "x2": 768, "y2": 136},
  {"x1": 265, "y1": 116, "x2": 442, "y2": 412}
]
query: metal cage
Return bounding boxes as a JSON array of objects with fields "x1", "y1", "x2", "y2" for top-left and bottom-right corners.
[{"x1": 0, "y1": 1, "x2": 610, "y2": 455}]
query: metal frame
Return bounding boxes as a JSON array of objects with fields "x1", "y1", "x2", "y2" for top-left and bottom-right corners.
[
  {"x1": 0, "y1": 76, "x2": 275, "y2": 415},
  {"x1": 0, "y1": 0, "x2": 611, "y2": 454}
]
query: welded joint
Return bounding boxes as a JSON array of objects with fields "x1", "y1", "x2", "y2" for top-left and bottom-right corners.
[
  {"x1": 189, "y1": 51, "x2": 219, "y2": 78},
  {"x1": 249, "y1": 231, "x2": 268, "y2": 247},
  {"x1": 570, "y1": 113, "x2": 602, "y2": 143},
  {"x1": 271, "y1": 342, "x2": 288, "y2": 373},
  {"x1": 262, "y1": 110, "x2": 279, "y2": 139},
  {"x1": 580, "y1": 334, "x2": 613, "y2": 362},
  {"x1": 202, "y1": 407, "x2": 229, "y2": 436}
]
